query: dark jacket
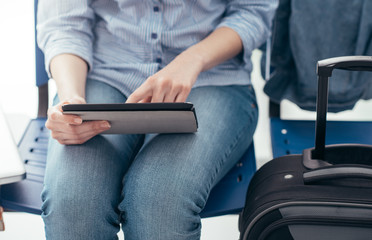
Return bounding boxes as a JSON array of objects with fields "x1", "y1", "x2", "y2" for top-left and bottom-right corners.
[{"x1": 263, "y1": 0, "x2": 372, "y2": 112}]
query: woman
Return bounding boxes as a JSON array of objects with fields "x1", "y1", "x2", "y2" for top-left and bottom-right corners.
[{"x1": 37, "y1": 0, "x2": 277, "y2": 239}]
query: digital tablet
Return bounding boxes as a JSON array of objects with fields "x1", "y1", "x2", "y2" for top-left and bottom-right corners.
[{"x1": 62, "y1": 102, "x2": 198, "y2": 134}]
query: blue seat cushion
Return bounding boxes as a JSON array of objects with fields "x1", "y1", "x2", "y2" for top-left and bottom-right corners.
[{"x1": 271, "y1": 117, "x2": 372, "y2": 158}]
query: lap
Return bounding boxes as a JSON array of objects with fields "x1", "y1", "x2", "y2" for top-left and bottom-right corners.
[
  {"x1": 133, "y1": 85, "x2": 257, "y2": 184},
  {"x1": 122, "y1": 85, "x2": 258, "y2": 209},
  {"x1": 119, "y1": 85, "x2": 258, "y2": 239},
  {"x1": 44, "y1": 81, "x2": 258, "y2": 221}
]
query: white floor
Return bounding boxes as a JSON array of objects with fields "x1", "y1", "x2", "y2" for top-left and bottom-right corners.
[{"x1": 1, "y1": 1, "x2": 372, "y2": 239}]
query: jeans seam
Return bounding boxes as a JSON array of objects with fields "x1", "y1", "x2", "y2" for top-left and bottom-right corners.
[
  {"x1": 118, "y1": 134, "x2": 145, "y2": 225},
  {"x1": 127, "y1": 134, "x2": 145, "y2": 163},
  {"x1": 205, "y1": 108, "x2": 257, "y2": 206}
]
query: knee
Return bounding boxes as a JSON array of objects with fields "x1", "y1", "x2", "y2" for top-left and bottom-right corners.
[
  {"x1": 42, "y1": 179, "x2": 119, "y2": 220},
  {"x1": 120, "y1": 173, "x2": 206, "y2": 238},
  {"x1": 41, "y1": 183, "x2": 83, "y2": 217},
  {"x1": 41, "y1": 183, "x2": 121, "y2": 239}
]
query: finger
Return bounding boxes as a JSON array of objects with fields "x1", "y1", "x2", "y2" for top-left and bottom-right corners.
[
  {"x1": 48, "y1": 107, "x2": 82, "y2": 125},
  {"x1": 151, "y1": 88, "x2": 166, "y2": 103},
  {"x1": 58, "y1": 97, "x2": 86, "y2": 114},
  {"x1": 45, "y1": 116, "x2": 81, "y2": 132},
  {"x1": 52, "y1": 129, "x2": 97, "y2": 144},
  {"x1": 60, "y1": 128, "x2": 106, "y2": 145},
  {"x1": 126, "y1": 84, "x2": 152, "y2": 103},
  {"x1": 74, "y1": 120, "x2": 111, "y2": 135},
  {"x1": 138, "y1": 96, "x2": 152, "y2": 103},
  {"x1": 163, "y1": 87, "x2": 180, "y2": 102},
  {"x1": 50, "y1": 120, "x2": 110, "y2": 135},
  {"x1": 152, "y1": 77, "x2": 175, "y2": 102},
  {"x1": 175, "y1": 90, "x2": 190, "y2": 103},
  {"x1": 51, "y1": 121, "x2": 111, "y2": 144},
  {"x1": 57, "y1": 135, "x2": 93, "y2": 145}
]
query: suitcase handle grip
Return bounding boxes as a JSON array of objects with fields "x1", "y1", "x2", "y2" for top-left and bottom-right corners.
[
  {"x1": 303, "y1": 144, "x2": 372, "y2": 169},
  {"x1": 317, "y1": 56, "x2": 372, "y2": 77},
  {"x1": 313, "y1": 56, "x2": 372, "y2": 160},
  {"x1": 304, "y1": 165, "x2": 372, "y2": 184}
]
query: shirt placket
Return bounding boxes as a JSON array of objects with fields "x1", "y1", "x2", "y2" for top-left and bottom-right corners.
[{"x1": 150, "y1": 1, "x2": 163, "y2": 68}]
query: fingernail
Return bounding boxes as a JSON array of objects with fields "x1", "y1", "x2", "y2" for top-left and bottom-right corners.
[
  {"x1": 74, "y1": 118, "x2": 82, "y2": 124},
  {"x1": 101, "y1": 122, "x2": 111, "y2": 128}
]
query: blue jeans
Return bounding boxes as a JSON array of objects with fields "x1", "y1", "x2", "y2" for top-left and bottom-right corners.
[{"x1": 41, "y1": 79, "x2": 258, "y2": 240}]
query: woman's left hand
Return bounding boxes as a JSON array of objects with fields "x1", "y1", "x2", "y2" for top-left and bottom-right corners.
[{"x1": 126, "y1": 51, "x2": 203, "y2": 103}]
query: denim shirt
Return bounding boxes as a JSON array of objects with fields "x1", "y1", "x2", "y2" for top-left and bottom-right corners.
[
  {"x1": 37, "y1": 0, "x2": 277, "y2": 97},
  {"x1": 263, "y1": 0, "x2": 372, "y2": 112}
]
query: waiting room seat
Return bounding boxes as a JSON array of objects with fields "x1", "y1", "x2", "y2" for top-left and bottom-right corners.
[
  {"x1": 266, "y1": 55, "x2": 372, "y2": 158},
  {"x1": 270, "y1": 108, "x2": 372, "y2": 158},
  {"x1": 0, "y1": 0, "x2": 257, "y2": 219}
]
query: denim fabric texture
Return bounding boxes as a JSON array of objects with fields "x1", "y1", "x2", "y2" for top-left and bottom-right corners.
[
  {"x1": 41, "y1": 80, "x2": 258, "y2": 240},
  {"x1": 263, "y1": 0, "x2": 372, "y2": 112}
]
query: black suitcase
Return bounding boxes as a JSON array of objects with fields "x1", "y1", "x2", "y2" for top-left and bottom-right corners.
[{"x1": 239, "y1": 56, "x2": 372, "y2": 240}]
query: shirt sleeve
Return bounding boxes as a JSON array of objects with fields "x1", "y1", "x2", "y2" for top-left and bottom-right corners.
[
  {"x1": 217, "y1": 0, "x2": 278, "y2": 66},
  {"x1": 36, "y1": 0, "x2": 95, "y2": 77}
]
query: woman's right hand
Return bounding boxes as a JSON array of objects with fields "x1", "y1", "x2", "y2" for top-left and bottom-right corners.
[{"x1": 45, "y1": 96, "x2": 111, "y2": 145}]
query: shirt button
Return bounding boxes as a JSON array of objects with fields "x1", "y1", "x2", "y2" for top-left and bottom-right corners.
[
  {"x1": 153, "y1": 6, "x2": 159, "y2": 12},
  {"x1": 151, "y1": 33, "x2": 158, "y2": 39},
  {"x1": 155, "y1": 58, "x2": 162, "y2": 64}
]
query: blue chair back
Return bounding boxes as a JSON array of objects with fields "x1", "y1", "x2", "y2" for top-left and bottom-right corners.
[{"x1": 34, "y1": 0, "x2": 48, "y2": 87}]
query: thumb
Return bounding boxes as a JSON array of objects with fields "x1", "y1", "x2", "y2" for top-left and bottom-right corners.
[{"x1": 59, "y1": 96, "x2": 86, "y2": 111}]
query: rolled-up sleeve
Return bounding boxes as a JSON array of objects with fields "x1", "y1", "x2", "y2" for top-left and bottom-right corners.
[
  {"x1": 217, "y1": 0, "x2": 278, "y2": 65},
  {"x1": 37, "y1": 0, "x2": 95, "y2": 77}
]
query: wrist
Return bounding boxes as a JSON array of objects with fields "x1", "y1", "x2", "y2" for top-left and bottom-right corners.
[
  {"x1": 178, "y1": 48, "x2": 206, "y2": 74},
  {"x1": 58, "y1": 94, "x2": 86, "y2": 104}
]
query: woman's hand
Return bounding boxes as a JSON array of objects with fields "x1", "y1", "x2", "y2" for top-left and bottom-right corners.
[
  {"x1": 126, "y1": 27, "x2": 242, "y2": 104},
  {"x1": 45, "y1": 96, "x2": 111, "y2": 145},
  {"x1": 126, "y1": 51, "x2": 204, "y2": 103}
]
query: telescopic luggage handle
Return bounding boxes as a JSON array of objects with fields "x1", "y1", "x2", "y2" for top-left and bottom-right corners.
[
  {"x1": 303, "y1": 56, "x2": 372, "y2": 169},
  {"x1": 317, "y1": 56, "x2": 372, "y2": 77},
  {"x1": 314, "y1": 56, "x2": 372, "y2": 159}
]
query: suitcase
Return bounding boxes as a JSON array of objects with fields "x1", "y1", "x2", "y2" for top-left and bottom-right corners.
[{"x1": 239, "y1": 56, "x2": 372, "y2": 240}]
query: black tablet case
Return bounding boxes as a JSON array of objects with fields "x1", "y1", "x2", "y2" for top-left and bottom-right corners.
[{"x1": 62, "y1": 103, "x2": 198, "y2": 134}]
